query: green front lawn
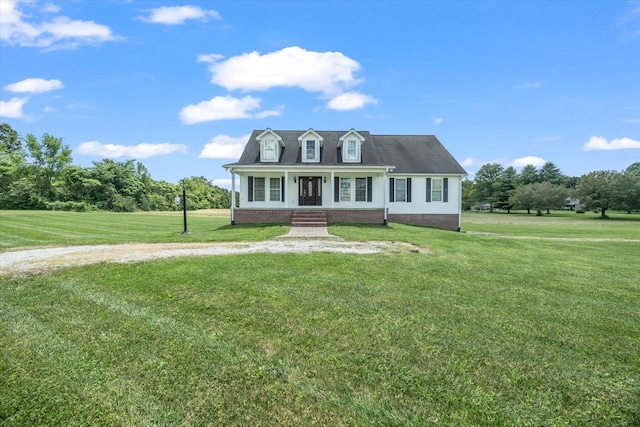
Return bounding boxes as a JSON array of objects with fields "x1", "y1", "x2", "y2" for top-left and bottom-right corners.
[{"x1": 1, "y1": 210, "x2": 639, "y2": 425}]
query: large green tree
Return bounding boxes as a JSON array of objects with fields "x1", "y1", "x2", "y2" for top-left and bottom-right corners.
[
  {"x1": 539, "y1": 161, "x2": 566, "y2": 186},
  {"x1": 25, "y1": 133, "x2": 73, "y2": 201},
  {"x1": 180, "y1": 176, "x2": 232, "y2": 210},
  {"x1": 518, "y1": 164, "x2": 539, "y2": 186},
  {"x1": 0, "y1": 124, "x2": 27, "y2": 208},
  {"x1": 474, "y1": 163, "x2": 504, "y2": 210},
  {"x1": 575, "y1": 170, "x2": 621, "y2": 218},
  {"x1": 617, "y1": 163, "x2": 640, "y2": 213},
  {"x1": 494, "y1": 166, "x2": 517, "y2": 212}
]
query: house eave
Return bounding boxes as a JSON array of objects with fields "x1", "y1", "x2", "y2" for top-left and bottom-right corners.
[{"x1": 224, "y1": 164, "x2": 396, "y2": 173}]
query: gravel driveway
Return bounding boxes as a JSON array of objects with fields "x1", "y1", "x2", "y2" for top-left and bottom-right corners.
[{"x1": 0, "y1": 236, "x2": 428, "y2": 277}]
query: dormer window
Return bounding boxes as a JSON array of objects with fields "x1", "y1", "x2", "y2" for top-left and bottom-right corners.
[
  {"x1": 257, "y1": 128, "x2": 284, "y2": 162},
  {"x1": 305, "y1": 140, "x2": 317, "y2": 161},
  {"x1": 339, "y1": 129, "x2": 365, "y2": 163},
  {"x1": 262, "y1": 139, "x2": 277, "y2": 161},
  {"x1": 345, "y1": 140, "x2": 358, "y2": 161},
  {"x1": 298, "y1": 129, "x2": 323, "y2": 163}
]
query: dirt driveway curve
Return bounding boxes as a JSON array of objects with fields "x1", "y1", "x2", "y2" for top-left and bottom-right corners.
[{"x1": 0, "y1": 238, "x2": 428, "y2": 277}]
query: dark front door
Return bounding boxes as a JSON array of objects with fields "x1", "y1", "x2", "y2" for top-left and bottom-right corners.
[{"x1": 299, "y1": 177, "x2": 322, "y2": 206}]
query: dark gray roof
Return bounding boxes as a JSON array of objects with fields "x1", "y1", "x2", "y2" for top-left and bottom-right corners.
[{"x1": 229, "y1": 130, "x2": 467, "y2": 175}]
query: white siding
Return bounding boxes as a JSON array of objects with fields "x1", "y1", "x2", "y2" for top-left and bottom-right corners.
[{"x1": 387, "y1": 175, "x2": 462, "y2": 215}]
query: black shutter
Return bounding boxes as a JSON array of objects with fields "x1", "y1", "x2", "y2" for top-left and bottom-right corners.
[
  {"x1": 334, "y1": 176, "x2": 339, "y2": 203},
  {"x1": 389, "y1": 178, "x2": 395, "y2": 202},
  {"x1": 443, "y1": 178, "x2": 449, "y2": 202},
  {"x1": 407, "y1": 178, "x2": 412, "y2": 202},
  {"x1": 367, "y1": 177, "x2": 372, "y2": 202},
  {"x1": 426, "y1": 178, "x2": 432, "y2": 202},
  {"x1": 281, "y1": 176, "x2": 285, "y2": 202},
  {"x1": 248, "y1": 176, "x2": 254, "y2": 202}
]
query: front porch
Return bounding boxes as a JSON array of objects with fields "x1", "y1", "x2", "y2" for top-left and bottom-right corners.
[{"x1": 232, "y1": 208, "x2": 386, "y2": 225}]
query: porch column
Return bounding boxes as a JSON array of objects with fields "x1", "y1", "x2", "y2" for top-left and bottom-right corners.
[
  {"x1": 330, "y1": 171, "x2": 335, "y2": 208},
  {"x1": 458, "y1": 177, "x2": 462, "y2": 231},
  {"x1": 383, "y1": 169, "x2": 389, "y2": 225},
  {"x1": 230, "y1": 170, "x2": 236, "y2": 225},
  {"x1": 284, "y1": 171, "x2": 289, "y2": 208}
]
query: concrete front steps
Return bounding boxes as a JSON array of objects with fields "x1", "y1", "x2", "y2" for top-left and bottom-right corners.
[{"x1": 291, "y1": 210, "x2": 328, "y2": 227}]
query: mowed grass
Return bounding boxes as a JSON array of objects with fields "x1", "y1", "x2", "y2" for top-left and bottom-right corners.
[
  {"x1": 0, "y1": 210, "x2": 286, "y2": 249},
  {"x1": 1, "y1": 211, "x2": 639, "y2": 425}
]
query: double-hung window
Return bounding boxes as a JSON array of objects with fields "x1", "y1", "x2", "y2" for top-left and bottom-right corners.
[
  {"x1": 254, "y1": 177, "x2": 265, "y2": 201},
  {"x1": 355, "y1": 178, "x2": 367, "y2": 202},
  {"x1": 395, "y1": 178, "x2": 406, "y2": 202},
  {"x1": 426, "y1": 177, "x2": 448, "y2": 202},
  {"x1": 305, "y1": 140, "x2": 317, "y2": 161},
  {"x1": 343, "y1": 139, "x2": 360, "y2": 162},
  {"x1": 340, "y1": 178, "x2": 351, "y2": 201},
  {"x1": 269, "y1": 177, "x2": 281, "y2": 201}
]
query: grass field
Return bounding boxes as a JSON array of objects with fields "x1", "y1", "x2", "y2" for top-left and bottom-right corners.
[{"x1": 1, "y1": 210, "x2": 639, "y2": 425}]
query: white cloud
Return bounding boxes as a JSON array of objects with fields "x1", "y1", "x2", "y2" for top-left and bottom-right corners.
[
  {"x1": 327, "y1": 92, "x2": 377, "y2": 111},
  {"x1": 620, "y1": 118, "x2": 640, "y2": 124},
  {"x1": 0, "y1": 97, "x2": 29, "y2": 118},
  {"x1": 197, "y1": 53, "x2": 224, "y2": 63},
  {"x1": 179, "y1": 96, "x2": 281, "y2": 124},
  {"x1": 211, "y1": 177, "x2": 240, "y2": 190},
  {"x1": 460, "y1": 157, "x2": 476, "y2": 168},
  {"x1": 41, "y1": 3, "x2": 61, "y2": 14},
  {"x1": 5, "y1": 77, "x2": 63, "y2": 93},
  {"x1": 0, "y1": 0, "x2": 116, "y2": 49},
  {"x1": 140, "y1": 5, "x2": 222, "y2": 25},
  {"x1": 513, "y1": 82, "x2": 542, "y2": 89},
  {"x1": 509, "y1": 156, "x2": 547, "y2": 167},
  {"x1": 583, "y1": 136, "x2": 640, "y2": 151},
  {"x1": 205, "y1": 46, "x2": 363, "y2": 96},
  {"x1": 433, "y1": 118, "x2": 443, "y2": 125},
  {"x1": 199, "y1": 134, "x2": 249, "y2": 159},
  {"x1": 76, "y1": 141, "x2": 187, "y2": 158}
]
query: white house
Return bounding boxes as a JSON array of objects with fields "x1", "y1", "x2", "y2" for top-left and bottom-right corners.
[{"x1": 223, "y1": 129, "x2": 467, "y2": 230}]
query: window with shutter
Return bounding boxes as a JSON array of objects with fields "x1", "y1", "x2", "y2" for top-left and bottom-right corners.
[{"x1": 254, "y1": 178, "x2": 265, "y2": 201}]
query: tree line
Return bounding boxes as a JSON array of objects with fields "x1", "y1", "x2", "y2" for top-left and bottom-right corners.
[
  {"x1": 2, "y1": 123, "x2": 638, "y2": 216},
  {"x1": 1, "y1": 123, "x2": 235, "y2": 212},
  {"x1": 463, "y1": 160, "x2": 640, "y2": 217}
]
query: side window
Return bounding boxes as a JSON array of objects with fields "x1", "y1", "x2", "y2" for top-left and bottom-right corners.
[
  {"x1": 432, "y1": 178, "x2": 443, "y2": 202},
  {"x1": 395, "y1": 178, "x2": 406, "y2": 202}
]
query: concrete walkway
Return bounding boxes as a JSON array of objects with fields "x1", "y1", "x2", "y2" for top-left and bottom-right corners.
[{"x1": 280, "y1": 226, "x2": 333, "y2": 238}]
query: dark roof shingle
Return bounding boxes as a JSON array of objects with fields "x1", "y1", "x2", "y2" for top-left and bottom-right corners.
[{"x1": 232, "y1": 130, "x2": 467, "y2": 175}]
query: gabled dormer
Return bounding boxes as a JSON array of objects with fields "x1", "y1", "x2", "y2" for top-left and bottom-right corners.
[
  {"x1": 297, "y1": 128, "x2": 323, "y2": 163},
  {"x1": 338, "y1": 129, "x2": 365, "y2": 163},
  {"x1": 257, "y1": 128, "x2": 284, "y2": 162}
]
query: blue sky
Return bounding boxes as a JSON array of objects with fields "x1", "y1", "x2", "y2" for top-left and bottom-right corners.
[{"x1": 1, "y1": 0, "x2": 639, "y2": 187}]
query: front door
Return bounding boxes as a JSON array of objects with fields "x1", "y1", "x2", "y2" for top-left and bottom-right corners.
[{"x1": 299, "y1": 177, "x2": 322, "y2": 206}]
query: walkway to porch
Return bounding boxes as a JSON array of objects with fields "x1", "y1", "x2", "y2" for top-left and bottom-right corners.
[{"x1": 280, "y1": 225, "x2": 332, "y2": 238}]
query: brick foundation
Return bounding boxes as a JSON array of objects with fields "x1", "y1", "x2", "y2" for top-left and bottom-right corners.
[
  {"x1": 387, "y1": 213, "x2": 460, "y2": 231},
  {"x1": 233, "y1": 209, "x2": 293, "y2": 224},
  {"x1": 232, "y1": 209, "x2": 460, "y2": 230},
  {"x1": 326, "y1": 209, "x2": 385, "y2": 224}
]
